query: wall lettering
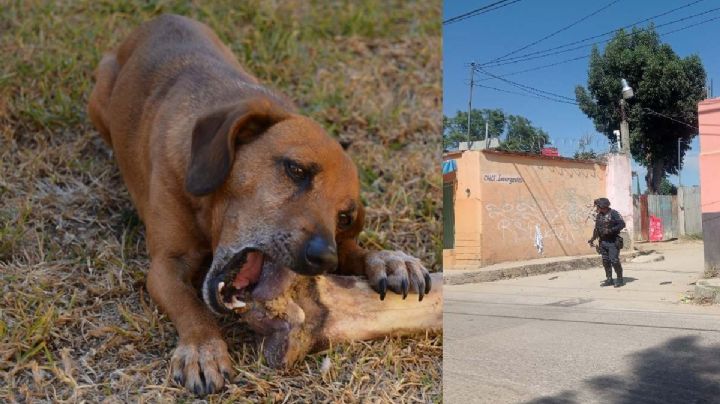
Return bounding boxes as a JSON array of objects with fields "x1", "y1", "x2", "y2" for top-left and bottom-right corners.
[{"x1": 483, "y1": 173, "x2": 524, "y2": 184}]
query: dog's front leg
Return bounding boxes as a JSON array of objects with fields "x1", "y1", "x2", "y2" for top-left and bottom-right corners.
[
  {"x1": 337, "y1": 239, "x2": 432, "y2": 301},
  {"x1": 146, "y1": 255, "x2": 233, "y2": 395}
]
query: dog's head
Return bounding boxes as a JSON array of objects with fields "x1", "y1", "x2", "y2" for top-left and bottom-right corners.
[{"x1": 187, "y1": 97, "x2": 364, "y2": 314}]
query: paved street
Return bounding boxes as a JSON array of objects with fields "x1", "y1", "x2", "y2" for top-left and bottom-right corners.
[{"x1": 444, "y1": 241, "x2": 720, "y2": 403}]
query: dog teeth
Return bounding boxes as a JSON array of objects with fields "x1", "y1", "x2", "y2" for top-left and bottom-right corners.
[
  {"x1": 218, "y1": 281, "x2": 225, "y2": 293},
  {"x1": 224, "y1": 295, "x2": 246, "y2": 310}
]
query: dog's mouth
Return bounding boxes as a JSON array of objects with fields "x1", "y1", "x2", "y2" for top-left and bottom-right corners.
[
  {"x1": 205, "y1": 248, "x2": 264, "y2": 314},
  {"x1": 219, "y1": 248, "x2": 264, "y2": 310},
  {"x1": 204, "y1": 247, "x2": 297, "y2": 315}
]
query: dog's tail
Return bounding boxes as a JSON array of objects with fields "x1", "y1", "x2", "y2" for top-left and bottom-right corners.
[{"x1": 87, "y1": 53, "x2": 120, "y2": 146}]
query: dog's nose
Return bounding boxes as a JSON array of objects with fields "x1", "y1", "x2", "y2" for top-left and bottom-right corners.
[{"x1": 302, "y1": 235, "x2": 338, "y2": 275}]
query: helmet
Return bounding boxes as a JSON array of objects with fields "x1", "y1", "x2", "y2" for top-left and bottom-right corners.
[{"x1": 594, "y1": 198, "x2": 611, "y2": 208}]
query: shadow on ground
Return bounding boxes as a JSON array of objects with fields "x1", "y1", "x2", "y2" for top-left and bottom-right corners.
[{"x1": 526, "y1": 335, "x2": 720, "y2": 403}]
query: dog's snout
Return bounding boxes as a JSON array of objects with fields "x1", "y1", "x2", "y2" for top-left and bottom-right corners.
[{"x1": 301, "y1": 235, "x2": 338, "y2": 275}]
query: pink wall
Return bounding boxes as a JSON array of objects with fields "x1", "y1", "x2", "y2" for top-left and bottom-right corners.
[
  {"x1": 698, "y1": 99, "x2": 720, "y2": 272},
  {"x1": 605, "y1": 154, "x2": 634, "y2": 248},
  {"x1": 698, "y1": 99, "x2": 720, "y2": 213}
]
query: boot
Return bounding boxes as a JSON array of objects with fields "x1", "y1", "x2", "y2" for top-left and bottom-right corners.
[
  {"x1": 613, "y1": 262, "x2": 624, "y2": 287},
  {"x1": 601, "y1": 261, "x2": 613, "y2": 286}
]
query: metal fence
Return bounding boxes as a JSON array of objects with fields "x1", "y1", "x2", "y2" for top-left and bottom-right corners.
[
  {"x1": 679, "y1": 186, "x2": 702, "y2": 236},
  {"x1": 634, "y1": 186, "x2": 702, "y2": 241}
]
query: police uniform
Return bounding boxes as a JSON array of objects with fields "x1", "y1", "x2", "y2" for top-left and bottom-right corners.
[{"x1": 589, "y1": 198, "x2": 626, "y2": 287}]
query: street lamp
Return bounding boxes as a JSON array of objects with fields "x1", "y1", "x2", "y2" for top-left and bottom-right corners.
[{"x1": 619, "y1": 79, "x2": 634, "y2": 154}]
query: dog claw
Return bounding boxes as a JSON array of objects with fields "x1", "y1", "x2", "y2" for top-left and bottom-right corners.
[
  {"x1": 378, "y1": 278, "x2": 387, "y2": 300},
  {"x1": 173, "y1": 373, "x2": 184, "y2": 387},
  {"x1": 424, "y1": 272, "x2": 432, "y2": 294},
  {"x1": 401, "y1": 279, "x2": 408, "y2": 299}
]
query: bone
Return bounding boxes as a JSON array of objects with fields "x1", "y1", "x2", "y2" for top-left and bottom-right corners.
[{"x1": 239, "y1": 273, "x2": 443, "y2": 368}]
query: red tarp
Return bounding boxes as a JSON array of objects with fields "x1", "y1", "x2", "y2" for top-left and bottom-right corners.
[{"x1": 649, "y1": 215, "x2": 664, "y2": 242}]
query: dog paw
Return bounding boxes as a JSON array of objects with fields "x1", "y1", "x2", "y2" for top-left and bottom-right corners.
[
  {"x1": 170, "y1": 337, "x2": 234, "y2": 395},
  {"x1": 364, "y1": 250, "x2": 432, "y2": 301}
]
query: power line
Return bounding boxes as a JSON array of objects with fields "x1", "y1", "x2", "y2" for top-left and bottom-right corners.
[
  {"x1": 479, "y1": 0, "x2": 712, "y2": 67},
  {"x1": 444, "y1": 0, "x2": 523, "y2": 25},
  {"x1": 641, "y1": 107, "x2": 698, "y2": 130},
  {"x1": 476, "y1": 55, "x2": 590, "y2": 82},
  {"x1": 474, "y1": 83, "x2": 566, "y2": 103},
  {"x1": 474, "y1": 82, "x2": 578, "y2": 106},
  {"x1": 482, "y1": 6, "x2": 720, "y2": 67},
  {"x1": 486, "y1": 0, "x2": 620, "y2": 65},
  {"x1": 474, "y1": 11, "x2": 720, "y2": 82},
  {"x1": 475, "y1": 66, "x2": 579, "y2": 103},
  {"x1": 481, "y1": 0, "x2": 707, "y2": 65},
  {"x1": 477, "y1": 8, "x2": 720, "y2": 72},
  {"x1": 660, "y1": 12, "x2": 720, "y2": 36}
]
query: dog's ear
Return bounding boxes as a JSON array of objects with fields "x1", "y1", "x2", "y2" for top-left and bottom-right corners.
[{"x1": 186, "y1": 98, "x2": 290, "y2": 196}]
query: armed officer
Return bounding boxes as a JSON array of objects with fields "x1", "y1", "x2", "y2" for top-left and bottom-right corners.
[{"x1": 588, "y1": 197, "x2": 626, "y2": 287}]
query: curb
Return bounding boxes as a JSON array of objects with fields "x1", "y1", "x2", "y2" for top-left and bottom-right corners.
[
  {"x1": 444, "y1": 251, "x2": 640, "y2": 286},
  {"x1": 694, "y1": 279, "x2": 720, "y2": 304}
]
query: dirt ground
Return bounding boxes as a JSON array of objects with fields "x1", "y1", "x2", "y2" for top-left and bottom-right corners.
[{"x1": 0, "y1": 1, "x2": 442, "y2": 402}]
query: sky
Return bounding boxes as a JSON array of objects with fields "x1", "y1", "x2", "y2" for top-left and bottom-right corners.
[{"x1": 443, "y1": 0, "x2": 720, "y2": 193}]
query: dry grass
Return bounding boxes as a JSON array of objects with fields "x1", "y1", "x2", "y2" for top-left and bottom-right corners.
[{"x1": 0, "y1": 0, "x2": 442, "y2": 402}]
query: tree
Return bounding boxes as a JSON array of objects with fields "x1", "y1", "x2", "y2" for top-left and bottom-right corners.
[
  {"x1": 575, "y1": 26, "x2": 706, "y2": 194},
  {"x1": 574, "y1": 133, "x2": 599, "y2": 160},
  {"x1": 574, "y1": 150, "x2": 598, "y2": 160},
  {"x1": 498, "y1": 115, "x2": 550, "y2": 153},
  {"x1": 443, "y1": 108, "x2": 505, "y2": 150},
  {"x1": 658, "y1": 177, "x2": 677, "y2": 195}
]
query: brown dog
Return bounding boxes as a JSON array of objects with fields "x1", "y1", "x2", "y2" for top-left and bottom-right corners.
[{"x1": 88, "y1": 14, "x2": 431, "y2": 395}]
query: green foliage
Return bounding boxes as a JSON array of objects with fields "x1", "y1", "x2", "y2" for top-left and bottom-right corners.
[
  {"x1": 574, "y1": 150, "x2": 598, "y2": 160},
  {"x1": 443, "y1": 108, "x2": 549, "y2": 153},
  {"x1": 498, "y1": 115, "x2": 549, "y2": 153},
  {"x1": 658, "y1": 177, "x2": 677, "y2": 195},
  {"x1": 443, "y1": 108, "x2": 504, "y2": 149},
  {"x1": 575, "y1": 25, "x2": 706, "y2": 194}
]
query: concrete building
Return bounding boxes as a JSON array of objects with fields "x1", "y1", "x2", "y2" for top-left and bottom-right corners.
[{"x1": 443, "y1": 149, "x2": 636, "y2": 269}]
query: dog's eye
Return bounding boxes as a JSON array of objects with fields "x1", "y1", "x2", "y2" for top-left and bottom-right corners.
[
  {"x1": 285, "y1": 161, "x2": 307, "y2": 182},
  {"x1": 338, "y1": 212, "x2": 353, "y2": 228}
]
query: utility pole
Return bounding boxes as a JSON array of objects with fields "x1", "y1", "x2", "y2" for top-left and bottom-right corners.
[
  {"x1": 678, "y1": 137, "x2": 685, "y2": 235},
  {"x1": 619, "y1": 99, "x2": 630, "y2": 154},
  {"x1": 467, "y1": 62, "x2": 475, "y2": 147},
  {"x1": 484, "y1": 121, "x2": 489, "y2": 148},
  {"x1": 678, "y1": 138, "x2": 683, "y2": 189}
]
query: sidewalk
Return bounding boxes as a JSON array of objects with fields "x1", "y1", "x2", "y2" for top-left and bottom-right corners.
[{"x1": 444, "y1": 250, "x2": 641, "y2": 285}]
